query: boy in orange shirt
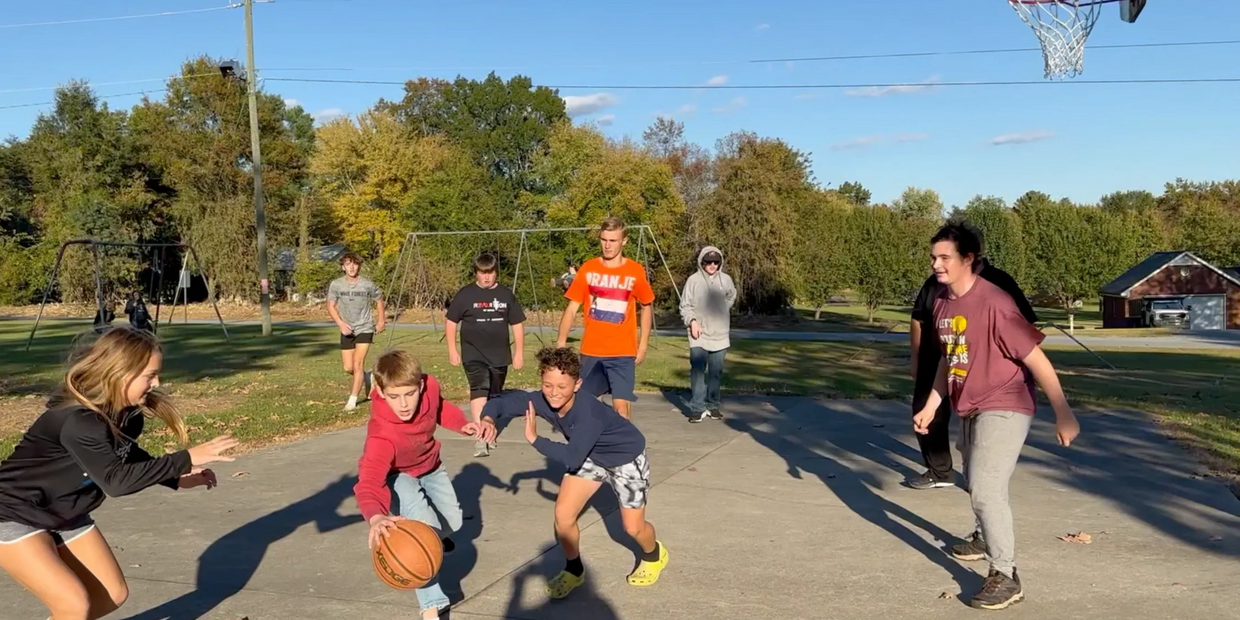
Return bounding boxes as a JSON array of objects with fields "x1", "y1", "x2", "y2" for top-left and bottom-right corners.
[{"x1": 555, "y1": 217, "x2": 655, "y2": 420}]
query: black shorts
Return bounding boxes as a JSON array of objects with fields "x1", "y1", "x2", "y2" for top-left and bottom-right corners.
[
  {"x1": 340, "y1": 331, "x2": 374, "y2": 350},
  {"x1": 464, "y1": 361, "x2": 508, "y2": 400}
]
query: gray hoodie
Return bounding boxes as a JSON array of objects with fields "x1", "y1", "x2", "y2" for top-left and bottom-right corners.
[{"x1": 680, "y1": 245, "x2": 737, "y2": 351}]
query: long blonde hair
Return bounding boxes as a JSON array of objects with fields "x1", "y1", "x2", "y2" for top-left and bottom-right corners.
[{"x1": 63, "y1": 326, "x2": 188, "y2": 445}]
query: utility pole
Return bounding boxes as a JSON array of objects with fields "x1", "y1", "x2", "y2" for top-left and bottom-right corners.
[{"x1": 244, "y1": 0, "x2": 272, "y2": 336}]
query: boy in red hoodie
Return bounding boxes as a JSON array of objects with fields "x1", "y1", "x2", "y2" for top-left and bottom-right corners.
[{"x1": 353, "y1": 350, "x2": 496, "y2": 620}]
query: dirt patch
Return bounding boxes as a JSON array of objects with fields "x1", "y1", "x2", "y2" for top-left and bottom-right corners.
[{"x1": 0, "y1": 394, "x2": 245, "y2": 435}]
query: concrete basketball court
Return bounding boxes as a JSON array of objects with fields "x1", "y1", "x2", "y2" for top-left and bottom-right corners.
[{"x1": 3, "y1": 394, "x2": 1238, "y2": 619}]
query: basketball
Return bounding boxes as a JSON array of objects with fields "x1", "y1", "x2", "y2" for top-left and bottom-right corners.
[{"x1": 372, "y1": 519, "x2": 444, "y2": 590}]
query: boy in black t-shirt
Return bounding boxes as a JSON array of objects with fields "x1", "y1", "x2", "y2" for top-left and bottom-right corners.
[
  {"x1": 907, "y1": 252, "x2": 1038, "y2": 490},
  {"x1": 446, "y1": 253, "x2": 527, "y2": 457}
]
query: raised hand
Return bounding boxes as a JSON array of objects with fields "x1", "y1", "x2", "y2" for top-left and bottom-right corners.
[
  {"x1": 188, "y1": 435, "x2": 239, "y2": 467},
  {"x1": 524, "y1": 401, "x2": 538, "y2": 444}
]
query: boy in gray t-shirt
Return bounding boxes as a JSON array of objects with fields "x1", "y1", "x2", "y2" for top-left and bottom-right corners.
[{"x1": 327, "y1": 252, "x2": 385, "y2": 410}]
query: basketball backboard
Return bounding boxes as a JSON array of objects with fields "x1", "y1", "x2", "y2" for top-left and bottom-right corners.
[{"x1": 1120, "y1": 0, "x2": 1147, "y2": 23}]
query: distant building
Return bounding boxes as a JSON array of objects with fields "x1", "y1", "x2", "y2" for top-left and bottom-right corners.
[{"x1": 1099, "y1": 251, "x2": 1240, "y2": 330}]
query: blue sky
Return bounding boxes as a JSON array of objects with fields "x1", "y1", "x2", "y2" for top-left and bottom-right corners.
[{"x1": 1, "y1": 0, "x2": 1237, "y2": 208}]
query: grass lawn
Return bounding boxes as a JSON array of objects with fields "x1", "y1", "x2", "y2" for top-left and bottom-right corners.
[{"x1": 1, "y1": 320, "x2": 1236, "y2": 487}]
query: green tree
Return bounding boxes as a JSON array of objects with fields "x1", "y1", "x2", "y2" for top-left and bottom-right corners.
[
  {"x1": 951, "y1": 195, "x2": 1028, "y2": 285},
  {"x1": 837, "y1": 181, "x2": 871, "y2": 206},
  {"x1": 891, "y1": 186, "x2": 944, "y2": 221},
  {"x1": 848, "y1": 205, "x2": 923, "y2": 322},
  {"x1": 793, "y1": 190, "x2": 853, "y2": 318}
]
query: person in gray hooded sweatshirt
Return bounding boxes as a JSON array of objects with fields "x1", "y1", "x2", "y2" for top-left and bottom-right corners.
[{"x1": 679, "y1": 246, "x2": 737, "y2": 423}]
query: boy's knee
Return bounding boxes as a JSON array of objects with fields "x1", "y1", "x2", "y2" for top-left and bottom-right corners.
[
  {"x1": 51, "y1": 591, "x2": 91, "y2": 620},
  {"x1": 553, "y1": 510, "x2": 577, "y2": 532},
  {"x1": 622, "y1": 521, "x2": 646, "y2": 540},
  {"x1": 109, "y1": 581, "x2": 130, "y2": 608}
]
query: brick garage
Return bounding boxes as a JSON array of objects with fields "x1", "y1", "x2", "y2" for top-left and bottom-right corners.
[{"x1": 1099, "y1": 251, "x2": 1240, "y2": 330}]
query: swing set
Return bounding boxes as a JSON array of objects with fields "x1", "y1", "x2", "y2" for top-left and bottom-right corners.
[{"x1": 24, "y1": 239, "x2": 229, "y2": 351}]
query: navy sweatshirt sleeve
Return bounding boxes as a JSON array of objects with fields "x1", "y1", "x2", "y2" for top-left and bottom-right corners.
[
  {"x1": 60, "y1": 412, "x2": 192, "y2": 498},
  {"x1": 532, "y1": 413, "x2": 602, "y2": 472},
  {"x1": 481, "y1": 390, "x2": 536, "y2": 420}
]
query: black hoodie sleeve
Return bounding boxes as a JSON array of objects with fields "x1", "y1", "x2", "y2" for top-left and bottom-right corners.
[{"x1": 60, "y1": 411, "x2": 192, "y2": 497}]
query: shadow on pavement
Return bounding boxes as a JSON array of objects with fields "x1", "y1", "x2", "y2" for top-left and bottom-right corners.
[
  {"x1": 117, "y1": 475, "x2": 362, "y2": 620},
  {"x1": 480, "y1": 544, "x2": 620, "y2": 620}
]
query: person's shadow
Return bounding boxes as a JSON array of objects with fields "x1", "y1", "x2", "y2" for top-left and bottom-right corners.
[
  {"x1": 438, "y1": 462, "x2": 509, "y2": 603},
  {"x1": 726, "y1": 413, "x2": 984, "y2": 603},
  {"x1": 495, "y1": 544, "x2": 622, "y2": 620},
  {"x1": 118, "y1": 475, "x2": 363, "y2": 620}
]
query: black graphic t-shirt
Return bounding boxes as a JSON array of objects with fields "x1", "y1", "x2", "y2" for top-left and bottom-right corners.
[{"x1": 446, "y1": 283, "x2": 526, "y2": 367}]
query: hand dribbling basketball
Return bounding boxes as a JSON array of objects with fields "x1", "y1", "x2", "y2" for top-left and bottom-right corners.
[{"x1": 368, "y1": 514, "x2": 407, "y2": 550}]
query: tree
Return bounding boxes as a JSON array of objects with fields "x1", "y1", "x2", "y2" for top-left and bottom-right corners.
[
  {"x1": 837, "y1": 181, "x2": 871, "y2": 206},
  {"x1": 1099, "y1": 189, "x2": 1157, "y2": 214},
  {"x1": 132, "y1": 57, "x2": 310, "y2": 301},
  {"x1": 700, "y1": 132, "x2": 812, "y2": 313},
  {"x1": 951, "y1": 195, "x2": 1028, "y2": 286},
  {"x1": 641, "y1": 118, "x2": 714, "y2": 252},
  {"x1": 793, "y1": 190, "x2": 853, "y2": 318},
  {"x1": 848, "y1": 205, "x2": 923, "y2": 322},
  {"x1": 383, "y1": 72, "x2": 568, "y2": 195},
  {"x1": 891, "y1": 186, "x2": 944, "y2": 221}
]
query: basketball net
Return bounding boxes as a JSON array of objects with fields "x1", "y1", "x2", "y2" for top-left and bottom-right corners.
[{"x1": 1009, "y1": 0, "x2": 1104, "y2": 80}]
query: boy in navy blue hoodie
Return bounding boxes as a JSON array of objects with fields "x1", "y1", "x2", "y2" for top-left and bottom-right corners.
[{"x1": 479, "y1": 346, "x2": 668, "y2": 599}]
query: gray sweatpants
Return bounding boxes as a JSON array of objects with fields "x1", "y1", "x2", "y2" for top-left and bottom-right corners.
[{"x1": 958, "y1": 410, "x2": 1033, "y2": 578}]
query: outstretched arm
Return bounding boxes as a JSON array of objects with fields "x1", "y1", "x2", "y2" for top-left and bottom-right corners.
[
  {"x1": 1021, "y1": 346, "x2": 1080, "y2": 446},
  {"x1": 481, "y1": 390, "x2": 536, "y2": 423}
]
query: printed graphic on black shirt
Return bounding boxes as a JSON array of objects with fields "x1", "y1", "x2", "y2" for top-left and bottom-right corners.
[{"x1": 446, "y1": 283, "x2": 526, "y2": 367}]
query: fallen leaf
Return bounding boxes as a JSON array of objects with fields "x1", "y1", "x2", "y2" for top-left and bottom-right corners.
[
  {"x1": 938, "y1": 592, "x2": 951, "y2": 599},
  {"x1": 688, "y1": 467, "x2": 698, "y2": 472},
  {"x1": 130, "y1": 564, "x2": 141, "y2": 568},
  {"x1": 231, "y1": 471, "x2": 250, "y2": 478},
  {"x1": 1058, "y1": 532, "x2": 1092, "y2": 545},
  {"x1": 1209, "y1": 535, "x2": 1223, "y2": 542},
  {"x1": 872, "y1": 423, "x2": 885, "y2": 428},
  {"x1": 827, "y1": 474, "x2": 836, "y2": 479}
]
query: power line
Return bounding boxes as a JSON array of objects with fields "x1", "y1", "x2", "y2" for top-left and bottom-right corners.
[
  {"x1": 0, "y1": 89, "x2": 168, "y2": 111},
  {"x1": 265, "y1": 76, "x2": 1240, "y2": 90},
  {"x1": 260, "y1": 39, "x2": 1240, "y2": 74},
  {"x1": 0, "y1": 72, "x2": 222, "y2": 96},
  {"x1": 0, "y1": 5, "x2": 239, "y2": 30}
]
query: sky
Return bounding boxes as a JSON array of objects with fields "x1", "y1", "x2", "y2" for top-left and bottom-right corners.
[{"x1": 1, "y1": 0, "x2": 1238, "y2": 208}]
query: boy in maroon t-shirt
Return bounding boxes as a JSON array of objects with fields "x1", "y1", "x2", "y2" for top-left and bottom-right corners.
[{"x1": 913, "y1": 222, "x2": 1080, "y2": 611}]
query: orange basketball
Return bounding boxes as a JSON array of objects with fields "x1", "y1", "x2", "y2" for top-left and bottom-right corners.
[{"x1": 372, "y1": 519, "x2": 443, "y2": 590}]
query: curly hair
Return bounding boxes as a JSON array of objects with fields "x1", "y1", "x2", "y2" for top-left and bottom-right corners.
[{"x1": 536, "y1": 346, "x2": 581, "y2": 380}]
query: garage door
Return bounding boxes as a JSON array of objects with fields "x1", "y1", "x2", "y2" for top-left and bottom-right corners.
[{"x1": 1184, "y1": 295, "x2": 1226, "y2": 330}]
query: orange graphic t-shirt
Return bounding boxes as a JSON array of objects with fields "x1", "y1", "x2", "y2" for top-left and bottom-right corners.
[{"x1": 565, "y1": 257, "x2": 655, "y2": 358}]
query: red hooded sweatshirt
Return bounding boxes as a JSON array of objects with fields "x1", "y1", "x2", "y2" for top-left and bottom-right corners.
[{"x1": 352, "y1": 374, "x2": 469, "y2": 522}]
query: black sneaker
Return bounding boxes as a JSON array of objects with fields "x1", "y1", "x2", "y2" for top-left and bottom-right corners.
[
  {"x1": 442, "y1": 537, "x2": 456, "y2": 555},
  {"x1": 970, "y1": 569, "x2": 1023, "y2": 610},
  {"x1": 707, "y1": 410, "x2": 723, "y2": 420},
  {"x1": 950, "y1": 531, "x2": 987, "y2": 561},
  {"x1": 905, "y1": 471, "x2": 954, "y2": 490},
  {"x1": 688, "y1": 411, "x2": 709, "y2": 423}
]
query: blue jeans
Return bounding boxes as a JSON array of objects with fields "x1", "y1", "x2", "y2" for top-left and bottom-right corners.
[
  {"x1": 391, "y1": 464, "x2": 462, "y2": 614},
  {"x1": 688, "y1": 347, "x2": 727, "y2": 414}
]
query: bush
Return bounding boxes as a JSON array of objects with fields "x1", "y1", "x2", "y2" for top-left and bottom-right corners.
[
  {"x1": 293, "y1": 259, "x2": 341, "y2": 300},
  {"x1": 0, "y1": 239, "x2": 50, "y2": 305}
]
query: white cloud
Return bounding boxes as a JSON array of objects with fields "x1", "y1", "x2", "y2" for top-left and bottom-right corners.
[
  {"x1": 312, "y1": 108, "x2": 345, "y2": 123},
  {"x1": 283, "y1": 98, "x2": 300, "y2": 108},
  {"x1": 795, "y1": 92, "x2": 825, "y2": 100},
  {"x1": 844, "y1": 75, "x2": 941, "y2": 98},
  {"x1": 830, "y1": 133, "x2": 929, "y2": 151},
  {"x1": 596, "y1": 114, "x2": 615, "y2": 126},
  {"x1": 991, "y1": 130, "x2": 1055, "y2": 145},
  {"x1": 712, "y1": 96, "x2": 748, "y2": 114},
  {"x1": 756, "y1": 23, "x2": 771, "y2": 31},
  {"x1": 562, "y1": 92, "x2": 619, "y2": 117},
  {"x1": 654, "y1": 103, "x2": 697, "y2": 119},
  {"x1": 707, "y1": 75, "x2": 728, "y2": 86}
]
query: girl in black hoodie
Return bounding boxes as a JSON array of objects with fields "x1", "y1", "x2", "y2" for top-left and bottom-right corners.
[{"x1": 0, "y1": 326, "x2": 238, "y2": 620}]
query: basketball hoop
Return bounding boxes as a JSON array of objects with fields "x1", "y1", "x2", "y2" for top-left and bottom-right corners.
[{"x1": 1009, "y1": 0, "x2": 1105, "y2": 80}]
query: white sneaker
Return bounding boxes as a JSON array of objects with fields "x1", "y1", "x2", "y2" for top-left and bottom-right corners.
[{"x1": 345, "y1": 395, "x2": 358, "y2": 411}]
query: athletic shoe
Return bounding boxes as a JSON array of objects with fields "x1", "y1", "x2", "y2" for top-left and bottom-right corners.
[
  {"x1": 626, "y1": 541, "x2": 669, "y2": 586},
  {"x1": 474, "y1": 440, "x2": 490, "y2": 458},
  {"x1": 707, "y1": 410, "x2": 723, "y2": 420},
  {"x1": 688, "y1": 411, "x2": 709, "y2": 424},
  {"x1": 970, "y1": 569, "x2": 1023, "y2": 610},
  {"x1": 344, "y1": 395, "x2": 358, "y2": 411},
  {"x1": 546, "y1": 570, "x2": 585, "y2": 599},
  {"x1": 905, "y1": 471, "x2": 954, "y2": 490},
  {"x1": 951, "y1": 531, "x2": 987, "y2": 561}
]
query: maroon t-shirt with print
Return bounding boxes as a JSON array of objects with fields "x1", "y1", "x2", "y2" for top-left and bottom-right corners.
[{"x1": 933, "y1": 277, "x2": 1046, "y2": 417}]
